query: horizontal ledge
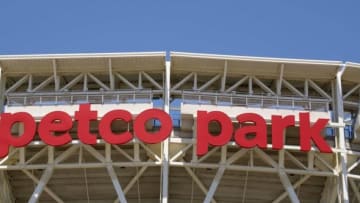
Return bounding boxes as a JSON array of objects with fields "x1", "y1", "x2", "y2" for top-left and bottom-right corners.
[
  {"x1": 170, "y1": 161, "x2": 336, "y2": 176},
  {"x1": 0, "y1": 161, "x2": 161, "y2": 170},
  {"x1": 0, "y1": 52, "x2": 166, "y2": 60}
]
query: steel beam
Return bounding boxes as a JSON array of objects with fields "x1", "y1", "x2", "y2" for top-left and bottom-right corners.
[
  {"x1": 320, "y1": 177, "x2": 338, "y2": 203},
  {"x1": 252, "y1": 76, "x2": 276, "y2": 95},
  {"x1": 0, "y1": 149, "x2": 18, "y2": 165},
  {"x1": 349, "y1": 179, "x2": 360, "y2": 202},
  {"x1": 112, "y1": 145, "x2": 134, "y2": 161},
  {"x1": 284, "y1": 151, "x2": 306, "y2": 169},
  {"x1": 83, "y1": 145, "x2": 106, "y2": 163},
  {"x1": 226, "y1": 149, "x2": 248, "y2": 165},
  {"x1": 347, "y1": 158, "x2": 360, "y2": 173},
  {"x1": 171, "y1": 72, "x2": 194, "y2": 91},
  {"x1": 248, "y1": 76, "x2": 253, "y2": 94},
  {"x1": 113, "y1": 163, "x2": 150, "y2": 203},
  {"x1": 220, "y1": 61, "x2": 227, "y2": 92},
  {"x1": 203, "y1": 146, "x2": 228, "y2": 203},
  {"x1": 225, "y1": 76, "x2": 249, "y2": 93},
  {"x1": 193, "y1": 72, "x2": 197, "y2": 90},
  {"x1": 32, "y1": 75, "x2": 55, "y2": 92},
  {"x1": 28, "y1": 166, "x2": 54, "y2": 203},
  {"x1": 83, "y1": 73, "x2": 88, "y2": 91},
  {"x1": 304, "y1": 79, "x2": 309, "y2": 98},
  {"x1": 273, "y1": 175, "x2": 310, "y2": 203},
  {"x1": 114, "y1": 72, "x2": 137, "y2": 89},
  {"x1": 123, "y1": 165, "x2": 148, "y2": 194},
  {"x1": 142, "y1": 71, "x2": 163, "y2": 90},
  {"x1": 204, "y1": 167, "x2": 225, "y2": 203},
  {"x1": 27, "y1": 74, "x2": 33, "y2": 92},
  {"x1": 314, "y1": 153, "x2": 336, "y2": 173},
  {"x1": 278, "y1": 171, "x2": 300, "y2": 203},
  {"x1": 83, "y1": 144, "x2": 128, "y2": 203},
  {"x1": 87, "y1": 72, "x2": 110, "y2": 91},
  {"x1": 170, "y1": 144, "x2": 192, "y2": 162},
  {"x1": 5, "y1": 74, "x2": 29, "y2": 94},
  {"x1": 53, "y1": 59, "x2": 60, "y2": 91},
  {"x1": 192, "y1": 119, "x2": 198, "y2": 162},
  {"x1": 108, "y1": 58, "x2": 115, "y2": 90},
  {"x1": 59, "y1": 73, "x2": 84, "y2": 91},
  {"x1": 139, "y1": 142, "x2": 161, "y2": 161},
  {"x1": 107, "y1": 165, "x2": 127, "y2": 203},
  {"x1": 276, "y1": 64, "x2": 284, "y2": 95},
  {"x1": 184, "y1": 165, "x2": 217, "y2": 203},
  {"x1": 282, "y1": 79, "x2": 305, "y2": 97},
  {"x1": 343, "y1": 83, "x2": 360, "y2": 100},
  {"x1": 198, "y1": 147, "x2": 218, "y2": 163},
  {"x1": 307, "y1": 79, "x2": 331, "y2": 100},
  {"x1": 198, "y1": 74, "x2": 221, "y2": 91},
  {"x1": 22, "y1": 170, "x2": 64, "y2": 203}
]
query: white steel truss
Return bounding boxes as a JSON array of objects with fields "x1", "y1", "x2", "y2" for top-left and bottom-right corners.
[{"x1": 0, "y1": 53, "x2": 359, "y2": 203}]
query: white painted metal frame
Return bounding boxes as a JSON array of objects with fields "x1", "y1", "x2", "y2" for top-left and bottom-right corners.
[{"x1": 0, "y1": 53, "x2": 359, "y2": 203}]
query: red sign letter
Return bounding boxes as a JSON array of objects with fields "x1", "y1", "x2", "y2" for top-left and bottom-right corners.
[
  {"x1": 272, "y1": 115, "x2": 295, "y2": 150},
  {"x1": 235, "y1": 113, "x2": 267, "y2": 148},
  {"x1": 0, "y1": 112, "x2": 36, "y2": 158},
  {"x1": 134, "y1": 109, "x2": 172, "y2": 144},
  {"x1": 299, "y1": 112, "x2": 332, "y2": 153},
  {"x1": 99, "y1": 110, "x2": 133, "y2": 144},
  {"x1": 75, "y1": 104, "x2": 98, "y2": 144},
  {"x1": 197, "y1": 111, "x2": 233, "y2": 156},
  {"x1": 38, "y1": 111, "x2": 73, "y2": 146}
]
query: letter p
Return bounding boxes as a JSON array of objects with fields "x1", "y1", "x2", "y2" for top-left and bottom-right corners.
[
  {"x1": 197, "y1": 111, "x2": 233, "y2": 156},
  {"x1": 0, "y1": 112, "x2": 36, "y2": 158}
]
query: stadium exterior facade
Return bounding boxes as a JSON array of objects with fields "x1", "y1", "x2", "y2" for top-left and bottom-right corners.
[{"x1": 0, "y1": 51, "x2": 359, "y2": 203}]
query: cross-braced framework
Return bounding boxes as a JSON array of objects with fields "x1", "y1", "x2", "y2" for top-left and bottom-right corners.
[{"x1": 0, "y1": 52, "x2": 359, "y2": 203}]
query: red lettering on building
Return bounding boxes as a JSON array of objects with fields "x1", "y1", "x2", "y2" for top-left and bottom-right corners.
[
  {"x1": 0, "y1": 112, "x2": 36, "y2": 158},
  {"x1": 196, "y1": 111, "x2": 332, "y2": 155},
  {"x1": 99, "y1": 109, "x2": 133, "y2": 144},
  {"x1": 197, "y1": 111, "x2": 233, "y2": 155},
  {"x1": 0, "y1": 105, "x2": 333, "y2": 158},
  {"x1": 38, "y1": 111, "x2": 73, "y2": 146},
  {"x1": 134, "y1": 109, "x2": 173, "y2": 144}
]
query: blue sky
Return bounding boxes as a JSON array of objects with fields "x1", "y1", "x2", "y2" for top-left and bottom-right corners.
[{"x1": 0, "y1": 1, "x2": 359, "y2": 62}]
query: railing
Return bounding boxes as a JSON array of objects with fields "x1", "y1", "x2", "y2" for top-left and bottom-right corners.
[
  {"x1": 182, "y1": 91, "x2": 330, "y2": 112},
  {"x1": 6, "y1": 90, "x2": 153, "y2": 106}
]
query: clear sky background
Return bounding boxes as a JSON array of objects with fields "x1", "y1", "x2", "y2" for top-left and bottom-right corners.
[{"x1": 0, "y1": 1, "x2": 359, "y2": 62}]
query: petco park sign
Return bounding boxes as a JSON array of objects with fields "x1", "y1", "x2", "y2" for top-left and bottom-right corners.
[{"x1": 0, "y1": 104, "x2": 332, "y2": 158}]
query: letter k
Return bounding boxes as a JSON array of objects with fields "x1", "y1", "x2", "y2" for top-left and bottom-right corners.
[{"x1": 299, "y1": 112, "x2": 332, "y2": 153}]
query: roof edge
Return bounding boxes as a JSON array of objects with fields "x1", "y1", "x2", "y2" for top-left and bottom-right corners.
[
  {"x1": 171, "y1": 51, "x2": 343, "y2": 66},
  {"x1": 346, "y1": 62, "x2": 360, "y2": 68},
  {"x1": 0, "y1": 51, "x2": 166, "y2": 60}
]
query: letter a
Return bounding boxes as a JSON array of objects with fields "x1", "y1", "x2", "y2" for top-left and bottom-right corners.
[{"x1": 235, "y1": 113, "x2": 267, "y2": 148}]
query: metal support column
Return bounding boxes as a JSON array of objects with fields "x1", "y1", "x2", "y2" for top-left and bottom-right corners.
[
  {"x1": 161, "y1": 61, "x2": 171, "y2": 203},
  {"x1": 0, "y1": 65, "x2": 6, "y2": 111},
  {"x1": 335, "y1": 64, "x2": 349, "y2": 203}
]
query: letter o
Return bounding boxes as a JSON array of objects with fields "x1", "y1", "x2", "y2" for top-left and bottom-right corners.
[{"x1": 134, "y1": 109, "x2": 172, "y2": 143}]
